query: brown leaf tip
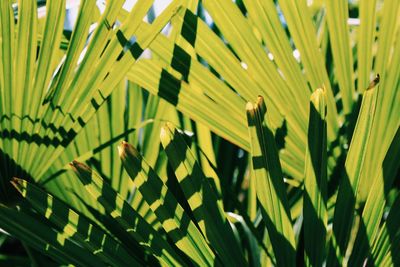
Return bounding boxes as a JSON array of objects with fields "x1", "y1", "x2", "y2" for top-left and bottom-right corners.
[
  {"x1": 69, "y1": 160, "x2": 91, "y2": 174},
  {"x1": 69, "y1": 160, "x2": 78, "y2": 170},
  {"x1": 10, "y1": 177, "x2": 24, "y2": 194},
  {"x1": 367, "y1": 73, "x2": 380, "y2": 90},
  {"x1": 256, "y1": 96, "x2": 267, "y2": 116},
  {"x1": 118, "y1": 141, "x2": 129, "y2": 158},
  {"x1": 119, "y1": 141, "x2": 141, "y2": 159},
  {"x1": 10, "y1": 177, "x2": 22, "y2": 184}
]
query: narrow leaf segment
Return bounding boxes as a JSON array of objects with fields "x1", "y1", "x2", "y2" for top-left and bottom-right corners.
[
  {"x1": 246, "y1": 96, "x2": 296, "y2": 267},
  {"x1": 303, "y1": 88, "x2": 328, "y2": 266}
]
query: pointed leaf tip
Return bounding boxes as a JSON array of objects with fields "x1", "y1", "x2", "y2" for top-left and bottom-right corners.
[
  {"x1": 10, "y1": 177, "x2": 21, "y2": 188},
  {"x1": 10, "y1": 177, "x2": 25, "y2": 195},
  {"x1": 118, "y1": 141, "x2": 129, "y2": 158},
  {"x1": 255, "y1": 96, "x2": 267, "y2": 115},
  {"x1": 69, "y1": 162, "x2": 78, "y2": 174},
  {"x1": 69, "y1": 161, "x2": 91, "y2": 174},
  {"x1": 256, "y1": 95, "x2": 264, "y2": 104},
  {"x1": 10, "y1": 177, "x2": 22, "y2": 184},
  {"x1": 119, "y1": 141, "x2": 141, "y2": 160},
  {"x1": 367, "y1": 73, "x2": 380, "y2": 90},
  {"x1": 69, "y1": 160, "x2": 79, "y2": 166},
  {"x1": 246, "y1": 102, "x2": 256, "y2": 123},
  {"x1": 246, "y1": 101, "x2": 255, "y2": 111}
]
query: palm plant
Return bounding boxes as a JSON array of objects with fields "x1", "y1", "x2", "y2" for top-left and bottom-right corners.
[{"x1": 1, "y1": 0, "x2": 399, "y2": 266}]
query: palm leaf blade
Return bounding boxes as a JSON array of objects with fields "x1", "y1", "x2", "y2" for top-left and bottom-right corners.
[
  {"x1": 303, "y1": 88, "x2": 328, "y2": 266},
  {"x1": 246, "y1": 96, "x2": 295, "y2": 266}
]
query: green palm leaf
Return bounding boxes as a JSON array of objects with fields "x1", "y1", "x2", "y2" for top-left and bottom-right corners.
[
  {"x1": 70, "y1": 160, "x2": 186, "y2": 266},
  {"x1": 119, "y1": 142, "x2": 216, "y2": 266},
  {"x1": 11, "y1": 177, "x2": 141, "y2": 266},
  {"x1": 303, "y1": 88, "x2": 328, "y2": 266},
  {"x1": 0, "y1": 0, "x2": 180, "y2": 201},
  {"x1": 246, "y1": 96, "x2": 295, "y2": 267},
  {"x1": 328, "y1": 75, "x2": 380, "y2": 265},
  {"x1": 0, "y1": 204, "x2": 106, "y2": 267},
  {"x1": 160, "y1": 122, "x2": 247, "y2": 266},
  {"x1": 0, "y1": 1, "x2": 398, "y2": 266}
]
